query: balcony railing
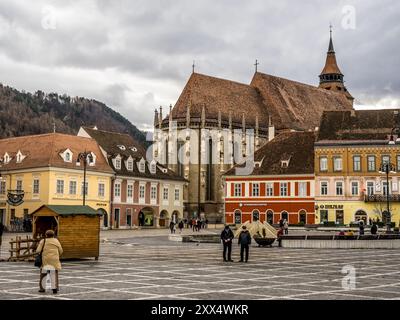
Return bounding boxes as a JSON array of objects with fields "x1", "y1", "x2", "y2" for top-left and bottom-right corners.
[{"x1": 364, "y1": 194, "x2": 400, "y2": 203}]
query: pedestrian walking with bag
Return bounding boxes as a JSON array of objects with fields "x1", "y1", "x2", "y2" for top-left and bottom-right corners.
[{"x1": 35, "y1": 230, "x2": 63, "y2": 294}]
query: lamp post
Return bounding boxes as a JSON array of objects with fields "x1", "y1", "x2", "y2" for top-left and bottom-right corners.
[
  {"x1": 379, "y1": 162, "x2": 396, "y2": 231},
  {"x1": 76, "y1": 151, "x2": 93, "y2": 206}
]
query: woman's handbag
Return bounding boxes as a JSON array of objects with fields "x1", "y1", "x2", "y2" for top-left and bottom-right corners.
[{"x1": 34, "y1": 239, "x2": 46, "y2": 268}]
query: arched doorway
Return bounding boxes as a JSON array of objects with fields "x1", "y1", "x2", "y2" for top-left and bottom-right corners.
[
  {"x1": 97, "y1": 209, "x2": 108, "y2": 228},
  {"x1": 281, "y1": 211, "x2": 289, "y2": 221},
  {"x1": 234, "y1": 210, "x2": 241, "y2": 224},
  {"x1": 159, "y1": 210, "x2": 168, "y2": 227},
  {"x1": 355, "y1": 210, "x2": 368, "y2": 224},
  {"x1": 266, "y1": 210, "x2": 274, "y2": 225},
  {"x1": 252, "y1": 210, "x2": 260, "y2": 222},
  {"x1": 138, "y1": 207, "x2": 155, "y2": 227},
  {"x1": 299, "y1": 210, "x2": 307, "y2": 224}
]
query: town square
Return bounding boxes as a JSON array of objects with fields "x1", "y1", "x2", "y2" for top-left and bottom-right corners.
[{"x1": 0, "y1": 0, "x2": 400, "y2": 308}]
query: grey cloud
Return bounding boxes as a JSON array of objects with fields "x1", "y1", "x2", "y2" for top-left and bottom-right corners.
[{"x1": 0, "y1": 0, "x2": 399, "y2": 130}]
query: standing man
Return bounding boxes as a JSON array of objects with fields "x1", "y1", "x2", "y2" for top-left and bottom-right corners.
[
  {"x1": 359, "y1": 220, "x2": 365, "y2": 235},
  {"x1": 238, "y1": 225, "x2": 251, "y2": 263},
  {"x1": 220, "y1": 225, "x2": 234, "y2": 262}
]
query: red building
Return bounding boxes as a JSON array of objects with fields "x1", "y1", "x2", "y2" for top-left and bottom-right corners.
[{"x1": 224, "y1": 131, "x2": 315, "y2": 225}]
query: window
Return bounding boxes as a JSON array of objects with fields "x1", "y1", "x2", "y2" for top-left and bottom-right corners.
[
  {"x1": 333, "y1": 157, "x2": 343, "y2": 171},
  {"x1": 81, "y1": 182, "x2": 88, "y2": 196},
  {"x1": 382, "y1": 155, "x2": 390, "y2": 165},
  {"x1": 336, "y1": 210, "x2": 344, "y2": 225},
  {"x1": 140, "y1": 185, "x2": 145, "y2": 199},
  {"x1": 98, "y1": 183, "x2": 105, "y2": 197},
  {"x1": 353, "y1": 156, "x2": 361, "y2": 172},
  {"x1": 320, "y1": 182, "x2": 328, "y2": 195},
  {"x1": 266, "y1": 210, "x2": 274, "y2": 224},
  {"x1": 151, "y1": 186, "x2": 157, "y2": 200},
  {"x1": 367, "y1": 156, "x2": 376, "y2": 171},
  {"x1": 298, "y1": 182, "x2": 307, "y2": 197},
  {"x1": 397, "y1": 155, "x2": 400, "y2": 172},
  {"x1": 69, "y1": 181, "x2": 77, "y2": 195},
  {"x1": 252, "y1": 183, "x2": 260, "y2": 197},
  {"x1": 114, "y1": 183, "x2": 121, "y2": 197},
  {"x1": 33, "y1": 179, "x2": 40, "y2": 194},
  {"x1": 0, "y1": 181, "x2": 6, "y2": 195},
  {"x1": 127, "y1": 184, "x2": 133, "y2": 198},
  {"x1": 280, "y1": 182, "x2": 288, "y2": 197},
  {"x1": 163, "y1": 187, "x2": 168, "y2": 200},
  {"x1": 266, "y1": 183, "x2": 273, "y2": 197},
  {"x1": 127, "y1": 160, "x2": 133, "y2": 171},
  {"x1": 320, "y1": 157, "x2": 328, "y2": 171},
  {"x1": 252, "y1": 210, "x2": 260, "y2": 222},
  {"x1": 175, "y1": 189, "x2": 180, "y2": 201},
  {"x1": 367, "y1": 181, "x2": 374, "y2": 196},
  {"x1": 336, "y1": 181, "x2": 343, "y2": 196},
  {"x1": 320, "y1": 210, "x2": 328, "y2": 223},
  {"x1": 56, "y1": 180, "x2": 64, "y2": 194},
  {"x1": 383, "y1": 181, "x2": 390, "y2": 196},
  {"x1": 65, "y1": 152, "x2": 71, "y2": 162},
  {"x1": 16, "y1": 180, "x2": 22, "y2": 192},
  {"x1": 115, "y1": 158, "x2": 121, "y2": 170},
  {"x1": 234, "y1": 184, "x2": 242, "y2": 197},
  {"x1": 351, "y1": 181, "x2": 359, "y2": 196}
]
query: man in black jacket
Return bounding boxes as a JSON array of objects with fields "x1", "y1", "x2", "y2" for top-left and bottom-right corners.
[
  {"x1": 220, "y1": 225, "x2": 234, "y2": 262},
  {"x1": 238, "y1": 225, "x2": 251, "y2": 263}
]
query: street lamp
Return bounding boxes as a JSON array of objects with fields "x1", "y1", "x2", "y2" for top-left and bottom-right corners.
[
  {"x1": 76, "y1": 151, "x2": 93, "y2": 206},
  {"x1": 379, "y1": 162, "x2": 396, "y2": 231}
]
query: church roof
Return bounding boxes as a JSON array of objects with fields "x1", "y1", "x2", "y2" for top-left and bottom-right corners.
[
  {"x1": 169, "y1": 72, "x2": 269, "y2": 129},
  {"x1": 224, "y1": 131, "x2": 316, "y2": 176},
  {"x1": 316, "y1": 109, "x2": 400, "y2": 143},
  {"x1": 166, "y1": 72, "x2": 352, "y2": 132},
  {"x1": 251, "y1": 72, "x2": 352, "y2": 131}
]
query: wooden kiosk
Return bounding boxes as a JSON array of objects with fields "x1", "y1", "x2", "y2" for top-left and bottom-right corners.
[{"x1": 31, "y1": 205, "x2": 102, "y2": 260}]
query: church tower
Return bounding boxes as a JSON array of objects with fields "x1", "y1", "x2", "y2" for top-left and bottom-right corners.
[{"x1": 319, "y1": 27, "x2": 354, "y2": 103}]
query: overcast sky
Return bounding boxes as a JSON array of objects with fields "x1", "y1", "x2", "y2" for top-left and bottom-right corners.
[{"x1": 0, "y1": 0, "x2": 399, "y2": 131}]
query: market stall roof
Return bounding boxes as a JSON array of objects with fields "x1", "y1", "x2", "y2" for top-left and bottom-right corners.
[{"x1": 31, "y1": 205, "x2": 100, "y2": 216}]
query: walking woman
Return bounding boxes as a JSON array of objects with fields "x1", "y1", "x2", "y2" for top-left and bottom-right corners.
[{"x1": 36, "y1": 230, "x2": 63, "y2": 294}]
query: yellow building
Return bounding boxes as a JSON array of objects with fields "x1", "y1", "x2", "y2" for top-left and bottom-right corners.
[
  {"x1": 315, "y1": 109, "x2": 400, "y2": 227},
  {"x1": 0, "y1": 133, "x2": 114, "y2": 229}
]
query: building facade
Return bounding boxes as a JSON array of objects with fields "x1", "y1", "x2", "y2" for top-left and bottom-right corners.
[
  {"x1": 154, "y1": 31, "x2": 352, "y2": 222},
  {"x1": 315, "y1": 109, "x2": 400, "y2": 226},
  {"x1": 0, "y1": 133, "x2": 113, "y2": 228},
  {"x1": 224, "y1": 132, "x2": 316, "y2": 225},
  {"x1": 78, "y1": 127, "x2": 187, "y2": 229}
]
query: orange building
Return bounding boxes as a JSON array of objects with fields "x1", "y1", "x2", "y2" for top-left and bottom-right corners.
[{"x1": 223, "y1": 132, "x2": 316, "y2": 225}]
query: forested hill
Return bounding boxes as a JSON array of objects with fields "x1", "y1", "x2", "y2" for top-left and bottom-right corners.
[{"x1": 0, "y1": 83, "x2": 147, "y2": 145}]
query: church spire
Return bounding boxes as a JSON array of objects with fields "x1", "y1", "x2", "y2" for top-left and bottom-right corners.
[{"x1": 319, "y1": 26, "x2": 354, "y2": 103}]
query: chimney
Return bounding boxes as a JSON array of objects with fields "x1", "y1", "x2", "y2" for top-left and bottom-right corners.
[{"x1": 268, "y1": 116, "x2": 275, "y2": 141}]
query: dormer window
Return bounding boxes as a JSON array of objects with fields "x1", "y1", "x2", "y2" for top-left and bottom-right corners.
[
  {"x1": 127, "y1": 158, "x2": 133, "y2": 171},
  {"x1": 281, "y1": 160, "x2": 290, "y2": 168},
  {"x1": 138, "y1": 158, "x2": 146, "y2": 173},
  {"x1": 131, "y1": 147, "x2": 137, "y2": 152},
  {"x1": 117, "y1": 145, "x2": 126, "y2": 151},
  {"x1": 150, "y1": 160, "x2": 157, "y2": 174},
  {"x1": 89, "y1": 152, "x2": 96, "y2": 166},
  {"x1": 3, "y1": 153, "x2": 11, "y2": 164},
  {"x1": 115, "y1": 158, "x2": 121, "y2": 170},
  {"x1": 16, "y1": 150, "x2": 26, "y2": 163},
  {"x1": 60, "y1": 149, "x2": 73, "y2": 163}
]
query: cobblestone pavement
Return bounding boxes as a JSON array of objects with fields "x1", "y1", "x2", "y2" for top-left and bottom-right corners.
[{"x1": 1, "y1": 230, "x2": 400, "y2": 300}]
